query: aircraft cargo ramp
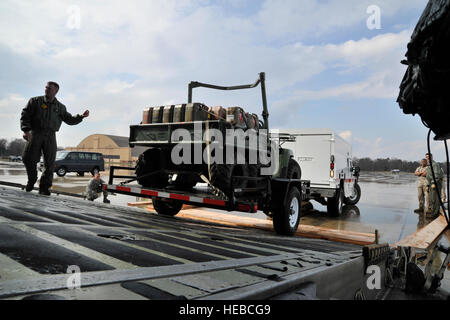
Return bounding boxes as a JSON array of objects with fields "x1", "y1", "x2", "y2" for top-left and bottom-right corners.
[{"x1": 0, "y1": 186, "x2": 387, "y2": 300}]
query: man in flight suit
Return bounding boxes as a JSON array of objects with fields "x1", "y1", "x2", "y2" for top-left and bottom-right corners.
[{"x1": 20, "y1": 81, "x2": 89, "y2": 195}]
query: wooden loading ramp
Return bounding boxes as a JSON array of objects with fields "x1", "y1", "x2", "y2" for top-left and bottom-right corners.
[
  {"x1": 129, "y1": 202, "x2": 376, "y2": 246},
  {"x1": 176, "y1": 209, "x2": 376, "y2": 246},
  {"x1": 393, "y1": 213, "x2": 449, "y2": 250}
]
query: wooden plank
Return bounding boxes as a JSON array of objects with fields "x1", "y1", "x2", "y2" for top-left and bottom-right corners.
[
  {"x1": 175, "y1": 209, "x2": 375, "y2": 246},
  {"x1": 127, "y1": 201, "x2": 153, "y2": 207},
  {"x1": 394, "y1": 214, "x2": 448, "y2": 249}
]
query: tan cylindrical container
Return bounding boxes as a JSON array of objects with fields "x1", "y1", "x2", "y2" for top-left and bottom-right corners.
[
  {"x1": 209, "y1": 106, "x2": 227, "y2": 120},
  {"x1": 226, "y1": 107, "x2": 246, "y2": 129},
  {"x1": 162, "y1": 105, "x2": 174, "y2": 123}
]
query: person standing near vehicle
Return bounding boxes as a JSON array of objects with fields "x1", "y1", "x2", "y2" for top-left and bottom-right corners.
[
  {"x1": 425, "y1": 153, "x2": 444, "y2": 218},
  {"x1": 414, "y1": 158, "x2": 430, "y2": 214},
  {"x1": 86, "y1": 173, "x2": 110, "y2": 203},
  {"x1": 20, "y1": 81, "x2": 89, "y2": 195}
]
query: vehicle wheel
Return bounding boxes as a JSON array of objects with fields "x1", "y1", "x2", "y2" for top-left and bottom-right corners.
[
  {"x1": 135, "y1": 149, "x2": 169, "y2": 188},
  {"x1": 344, "y1": 183, "x2": 361, "y2": 205},
  {"x1": 327, "y1": 186, "x2": 344, "y2": 217},
  {"x1": 273, "y1": 186, "x2": 301, "y2": 236},
  {"x1": 153, "y1": 198, "x2": 183, "y2": 216},
  {"x1": 287, "y1": 158, "x2": 301, "y2": 180},
  {"x1": 56, "y1": 167, "x2": 67, "y2": 177},
  {"x1": 77, "y1": 172, "x2": 85, "y2": 177}
]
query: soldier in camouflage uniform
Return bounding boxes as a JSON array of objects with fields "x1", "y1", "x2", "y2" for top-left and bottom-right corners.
[
  {"x1": 425, "y1": 153, "x2": 444, "y2": 218},
  {"x1": 20, "y1": 82, "x2": 89, "y2": 195},
  {"x1": 414, "y1": 159, "x2": 430, "y2": 214},
  {"x1": 86, "y1": 173, "x2": 110, "y2": 203}
]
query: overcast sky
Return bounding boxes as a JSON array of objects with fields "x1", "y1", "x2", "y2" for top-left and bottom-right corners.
[{"x1": 0, "y1": 0, "x2": 447, "y2": 161}]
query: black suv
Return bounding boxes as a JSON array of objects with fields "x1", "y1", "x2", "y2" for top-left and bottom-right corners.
[{"x1": 40, "y1": 151, "x2": 105, "y2": 177}]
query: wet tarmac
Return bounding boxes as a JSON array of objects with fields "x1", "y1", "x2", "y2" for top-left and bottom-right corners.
[{"x1": 0, "y1": 161, "x2": 448, "y2": 247}]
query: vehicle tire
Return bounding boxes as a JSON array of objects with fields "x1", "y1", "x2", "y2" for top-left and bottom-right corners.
[
  {"x1": 153, "y1": 198, "x2": 183, "y2": 216},
  {"x1": 327, "y1": 186, "x2": 344, "y2": 217},
  {"x1": 91, "y1": 167, "x2": 100, "y2": 176},
  {"x1": 210, "y1": 163, "x2": 249, "y2": 196},
  {"x1": 56, "y1": 167, "x2": 67, "y2": 177},
  {"x1": 273, "y1": 186, "x2": 301, "y2": 236},
  {"x1": 344, "y1": 183, "x2": 361, "y2": 205},
  {"x1": 77, "y1": 172, "x2": 85, "y2": 177},
  {"x1": 135, "y1": 149, "x2": 169, "y2": 188},
  {"x1": 286, "y1": 158, "x2": 301, "y2": 180}
]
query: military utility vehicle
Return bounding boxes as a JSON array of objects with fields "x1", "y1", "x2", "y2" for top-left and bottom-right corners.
[{"x1": 106, "y1": 73, "x2": 309, "y2": 236}]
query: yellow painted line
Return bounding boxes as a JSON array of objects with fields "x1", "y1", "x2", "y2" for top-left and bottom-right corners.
[{"x1": 8, "y1": 224, "x2": 137, "y2": 270}]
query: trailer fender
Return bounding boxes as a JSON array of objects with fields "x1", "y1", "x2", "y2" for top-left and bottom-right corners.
[{"x1": 270, "y1": 178, "x2": 304, "y2": 211}]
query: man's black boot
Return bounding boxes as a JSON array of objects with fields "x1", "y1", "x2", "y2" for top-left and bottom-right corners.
[
  {"x1": 39, "y1": 188, "x2": 51, "y2": 196},
  {"x1": 25, "y1": 182, "x2": 34, "y2": 192}
]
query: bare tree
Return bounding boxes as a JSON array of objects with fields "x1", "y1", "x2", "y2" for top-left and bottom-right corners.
[
  {"x1": 6, "y1": 139, "x2": 26, "y2": 156},
  {"x1": 0, "y1": 139, "x2": 7, "y2": 156}
]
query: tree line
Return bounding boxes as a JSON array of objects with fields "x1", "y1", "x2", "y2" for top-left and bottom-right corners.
[
  {"x1": 353, "y1": 157, "x2": 448, "y2": 173},
  {"x1": 0, "y1": 138, "x2": 26, "y2": 157}
]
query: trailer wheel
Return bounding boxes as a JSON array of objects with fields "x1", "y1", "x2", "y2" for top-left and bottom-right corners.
[
  {"x1": 153, "y1": 198, "x2": 183, "y2": 216},
  {"x1": 344, "y1": 183, "x2": 361, "y2": 205},
  {"x1": 327, "y1": 186, "x2": 344, "y2": 217},
  {"x1": 273, "y1": 186, "x2": 301, "y2": 236}
]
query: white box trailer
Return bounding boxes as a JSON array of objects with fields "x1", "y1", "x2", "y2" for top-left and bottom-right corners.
[{"x1": 278, "y1": 128, "x2": 361, "y2": 216}]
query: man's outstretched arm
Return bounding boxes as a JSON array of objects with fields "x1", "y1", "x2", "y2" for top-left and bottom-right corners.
[{"x1": 61, "y1": 107, "x2": 89, "y2": 125}]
